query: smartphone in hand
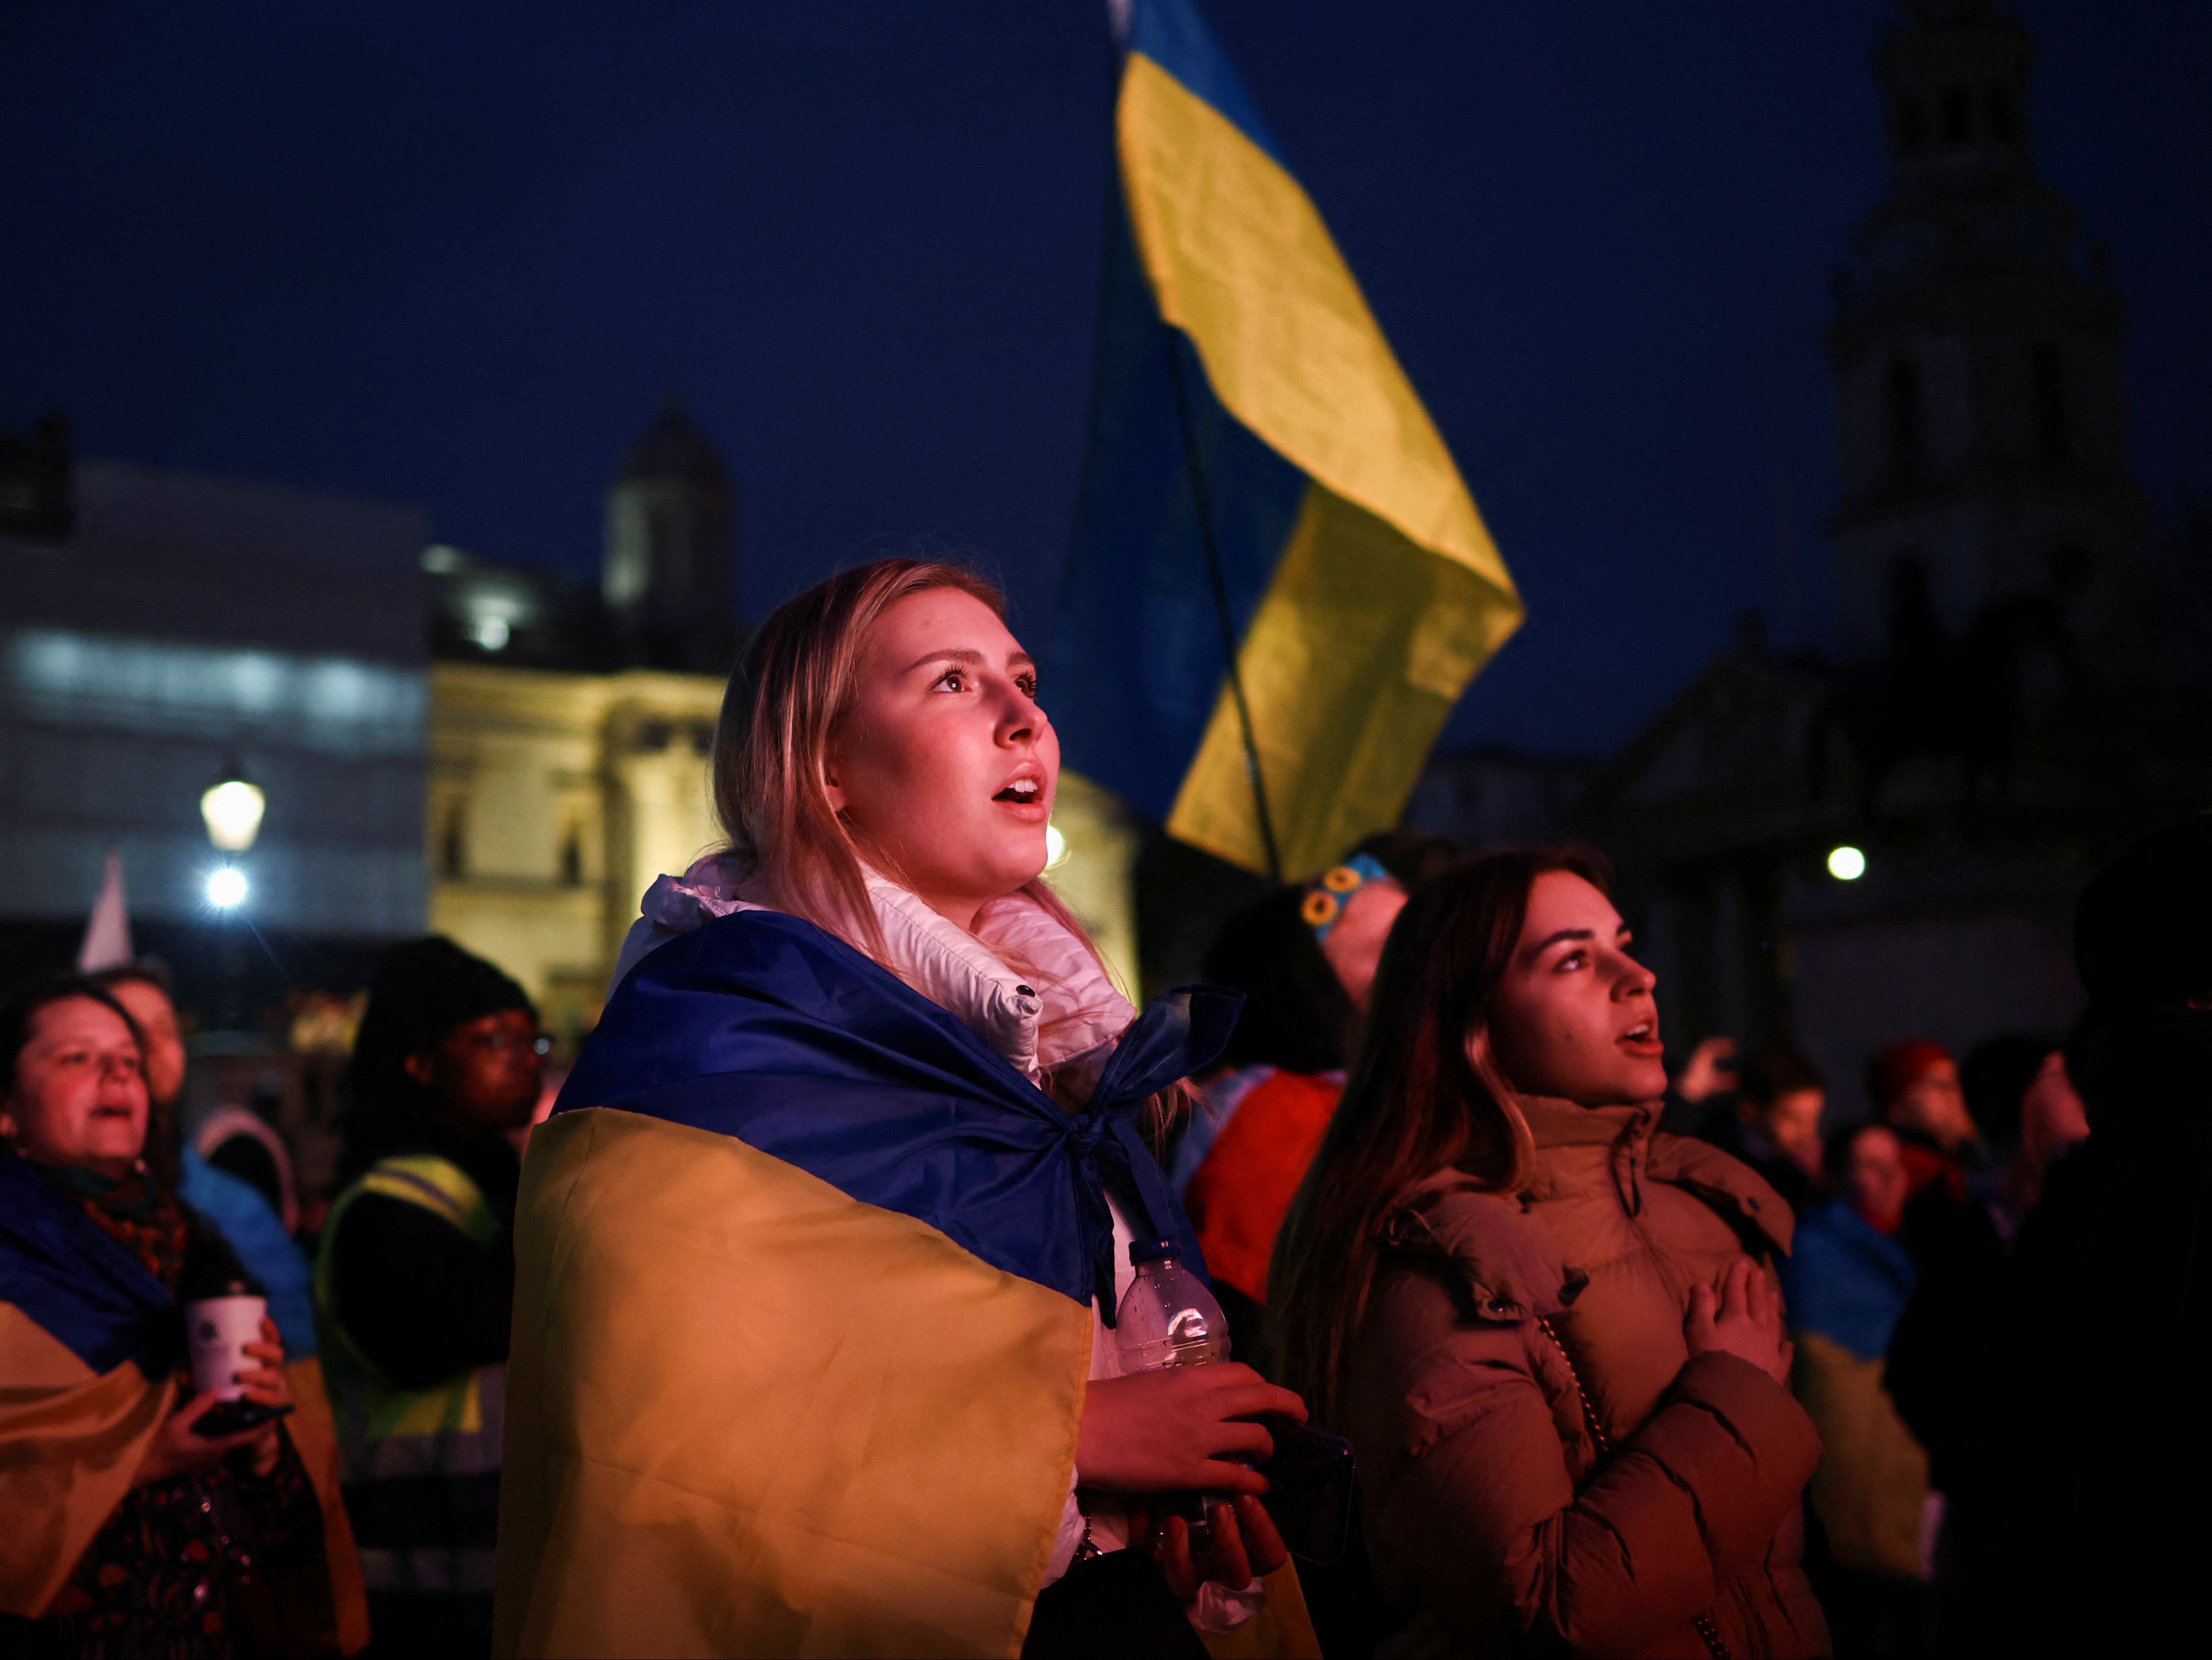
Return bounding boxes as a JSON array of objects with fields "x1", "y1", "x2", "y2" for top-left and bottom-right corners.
[{"x1": 1252, "y1": 1415, "x2": 1356, "y2": 1566}]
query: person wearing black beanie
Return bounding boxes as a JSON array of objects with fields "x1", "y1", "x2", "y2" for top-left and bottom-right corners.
[{"x1": 316, "y1": 936, "x2": 543, "y2": 1660}]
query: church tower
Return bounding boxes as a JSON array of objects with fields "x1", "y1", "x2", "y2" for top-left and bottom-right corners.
[
  {"x1": 1826, "y1": 0, "x2": 2148, "y2": 662},
  {"x1": 602, "y1": 394, "x2": 740, "y2": 673}
]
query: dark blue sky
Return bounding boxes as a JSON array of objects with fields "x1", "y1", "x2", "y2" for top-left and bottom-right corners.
[{"x1": 6, "y1": 2, "x2": 2207, "y2": 755}]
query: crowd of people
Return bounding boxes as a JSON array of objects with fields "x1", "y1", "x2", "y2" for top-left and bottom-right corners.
[{"x1": 1, "y1": 555, "x2": 2206, "y2": 1659}]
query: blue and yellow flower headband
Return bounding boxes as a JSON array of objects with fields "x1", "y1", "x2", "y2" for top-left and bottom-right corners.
[{"x1": 1300, "y1": 852, "x2": 1392, "y2": 942}]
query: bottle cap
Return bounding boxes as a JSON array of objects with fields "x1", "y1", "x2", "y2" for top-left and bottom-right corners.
[{"x1": 1128, "y1": 1237, "x2": 1181, "y2": 1266}]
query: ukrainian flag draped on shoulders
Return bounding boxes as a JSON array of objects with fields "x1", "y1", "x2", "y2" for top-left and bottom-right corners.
[
  {"x1": 492, "y1": 906, "x2": 1237, "y2": 1659},
  {"x1": 1049, "y1": 0, "x2": 1523, "y2": 878}
]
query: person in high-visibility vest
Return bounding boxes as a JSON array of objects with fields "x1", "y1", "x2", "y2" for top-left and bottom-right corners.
[{"x1": 316, "y1": 938, "x2": 542, "y2": 1660}]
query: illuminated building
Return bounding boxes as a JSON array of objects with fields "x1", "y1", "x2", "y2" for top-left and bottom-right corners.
[{"x1": 0, "y1": 448, "x2": 429, "y2": 988}]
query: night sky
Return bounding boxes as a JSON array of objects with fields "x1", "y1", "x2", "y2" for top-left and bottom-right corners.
[{"x1": 6, "y1": 2, "x2": 2207, "y2": 756}]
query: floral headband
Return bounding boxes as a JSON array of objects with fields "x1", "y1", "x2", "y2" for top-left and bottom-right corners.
[{"x1": 1300, "y1": 852, "x2": 1393, "y2": 942}]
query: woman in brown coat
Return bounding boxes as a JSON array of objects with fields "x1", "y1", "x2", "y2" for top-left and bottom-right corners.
[{"x1": 1272, "y1": 849, "x2": 1827, "y2": 1658}]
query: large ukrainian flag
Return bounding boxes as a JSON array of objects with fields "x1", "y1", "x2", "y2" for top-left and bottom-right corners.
[
  {"x1": 1050, "y1": 0, "x2": 1523, "y2": 878},
  {"x1": 494, "y1": 911, "x2": 1313, "y2": 1658}
]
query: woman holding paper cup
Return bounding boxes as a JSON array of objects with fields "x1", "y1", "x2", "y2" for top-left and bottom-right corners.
[{"x1": 0, "y1": 974, "x2": 339, "y2": 1658}]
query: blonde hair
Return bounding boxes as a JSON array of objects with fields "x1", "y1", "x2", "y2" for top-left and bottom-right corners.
[{"x1": 712, "y1": 557, "x2": 1096, "y2": 973}]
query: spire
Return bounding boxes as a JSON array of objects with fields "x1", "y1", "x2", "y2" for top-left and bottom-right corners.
[
  {"x1": 603, "y1": 395, "x2": 741, "y2": 673},
  {"x1": 619, "y1": 392, "x2": 727, "y2": 490},
  {"x1": 77, "y1": 848, "x2": 133, "y2": 972}
]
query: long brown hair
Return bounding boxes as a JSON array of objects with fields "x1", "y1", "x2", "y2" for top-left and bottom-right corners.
[
  {"x1": 713, "y1": 557, "x2": 1101, "y2": 972},
  {"x1": 1266, "y1": 844, "x2": 1613, "y2": 1425}
]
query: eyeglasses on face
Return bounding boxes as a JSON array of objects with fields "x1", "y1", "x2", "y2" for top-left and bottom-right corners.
[{"x1": 466, "y1": 1028, "x2": 553, "y2": 1057}]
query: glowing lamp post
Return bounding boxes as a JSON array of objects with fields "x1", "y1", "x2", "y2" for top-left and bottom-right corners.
[
  {"x1": 201, "y1": 778, "x2": 267, "y2": 853},
  {"x1": 201, "y1": 774, "x2": 263, "y2": 913},
  {"x1": 200, "y1": 770, "x2": 264, "y2": 1027}
]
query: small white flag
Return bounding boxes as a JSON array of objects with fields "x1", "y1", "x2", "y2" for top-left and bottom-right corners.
[{"x1": 77, "y1": 849, "x2": 133, "y2": 972}]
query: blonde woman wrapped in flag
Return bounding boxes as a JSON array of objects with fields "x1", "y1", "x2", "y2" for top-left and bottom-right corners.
[{"x1": 495, "y1": 560, "x2": 1319, "y2": 1659}]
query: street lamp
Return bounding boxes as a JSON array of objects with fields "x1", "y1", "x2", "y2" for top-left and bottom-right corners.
[
  {"x1": 201, "y1": 775, "x2": 267, "y2": 853},
  {"x1": 199, "y1": 767, "x2": 264, "y2": 1028}
]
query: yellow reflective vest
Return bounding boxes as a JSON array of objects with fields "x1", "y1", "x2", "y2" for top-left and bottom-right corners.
[{"x1": 314, "y1": 1153, "x2": 506, "y2": 1599}]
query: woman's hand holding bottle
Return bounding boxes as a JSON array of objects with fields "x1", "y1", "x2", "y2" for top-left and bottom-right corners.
[{"x1": 1075, "y1": 1363, "x2": 1303, "y2": 1494}]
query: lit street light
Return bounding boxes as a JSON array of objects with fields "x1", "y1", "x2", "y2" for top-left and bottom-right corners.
[
  {"x1": 201, "y1": 776, "x2": 267, "y2": 853},
  {"x1": 199, "y1": 765, "x2": 264, "y2": 1030},
  {"x1": 1827, "y1": 845, "x2": 1867, "y2": 881}
]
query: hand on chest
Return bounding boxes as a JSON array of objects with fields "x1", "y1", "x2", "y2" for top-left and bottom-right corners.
[{"x1": 1537, "y1": 1181, "x2": 1765, "y2": 1438}]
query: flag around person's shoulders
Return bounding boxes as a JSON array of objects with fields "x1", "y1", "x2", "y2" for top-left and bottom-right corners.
[{"x1": 492, "y1": 909, "x2": 1242, "y2": 1658}]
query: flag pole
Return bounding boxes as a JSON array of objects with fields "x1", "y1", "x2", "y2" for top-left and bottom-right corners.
[{"x1": 1161, "y1": 336, "x2": 1285, "y2": 883}]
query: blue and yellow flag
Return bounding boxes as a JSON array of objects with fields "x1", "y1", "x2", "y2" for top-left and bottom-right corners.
[
  {"x1": 0, "y1": 1156, "x2": 367, "y2": 1651},
  {"x1": 495, "y1": 913, "x2": 1308, "y2": 1658},
  {"x1": 1049, "y1": 0, "x2": 1523, "y2": 879}
]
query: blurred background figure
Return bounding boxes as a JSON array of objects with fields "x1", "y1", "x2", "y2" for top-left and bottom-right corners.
[
  {"x1": 1661, "y1": 1033, "x2": 1737, "y2": 1133},
  {"x1": 1171, "y1": 831, "x2": 1456, "y2": 1361},
  {"x1": 1883, "y1": 1030, "x2": 2089, "y2": 1652},
  {"x1": 1862, "y1": 1037, "x2": 2002, "y2": 1533},
  {"x1": 1993, "y1": 815, "x2": 2212, "y2": 1650},
  {"x1": 93, "y1": 964, "x2": 319, "y2": 1361},
  {"x1": 1976, "y1": 1042, "x2": 2089, "y2": 1240},
  {"x1": 1697, "y1": 1040, "x2": 1826, "y2": 1217},
  {"x1": 1866, "y1": 1041, "x2": 1983, "y2": 1197},
  {"x1": 192, "y1": 1105, "x2": 303, "y2": 1240},
  {"x1": 1175, "y1": 831, "x2": 1452, "y2": 1660},
  {"x1": 315, "y1": 938, "x2": 541, "y2": 1660},
  {"x1": 88, "y1": 961, "x2": 366, "y2": 1653},
  {"x1": 1781, "y1": 1123, "x2": 1935, "y2": 1660},
  {"x1": 1957, "y1": 1034, "x2": 2054, "y2": 1241},
  {"x1": 0, "y1": 974, "x2": 345, "y2": 1657}
]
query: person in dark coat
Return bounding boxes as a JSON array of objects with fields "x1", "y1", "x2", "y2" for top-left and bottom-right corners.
[
  {"x1": 1996, "y1": 815, "x2": 2212, "y2": 1651},
  {"x1": 313, "y1": 939, "x2": 542, "y2": 1660},
  {"x1": 1697, "y1": 1040, "x2": 1826, "y2": 1218}
]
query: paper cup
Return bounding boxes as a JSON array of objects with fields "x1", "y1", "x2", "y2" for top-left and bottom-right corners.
[{"x1": 185, "y1": 1294, "x2": 267, "y2": 1400}]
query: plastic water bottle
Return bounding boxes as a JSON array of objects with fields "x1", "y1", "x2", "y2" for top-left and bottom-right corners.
[
  {"x1": 1112, "y1": 1236, "x2": 1229, "y2": 1373},
  {"x1": 1114, "y1": 1237, "x2": 1234, "y2": 1543}
]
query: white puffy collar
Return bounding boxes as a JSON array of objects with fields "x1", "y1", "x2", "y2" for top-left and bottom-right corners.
[{"x1": 613, "y1": 854, "x2": 1135, "y2": 1087}]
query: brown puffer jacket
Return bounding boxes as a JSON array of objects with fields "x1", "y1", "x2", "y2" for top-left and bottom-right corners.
[{"x1": 1342, "y1": 1098, "x2": 1829, "y2": 1658}]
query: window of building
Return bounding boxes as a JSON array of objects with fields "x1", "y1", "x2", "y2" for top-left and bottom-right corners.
[
  {"x1": 1885, "y1": 357, "x2": 1924, "y2": 488},
  {"x1": 1940, "y1": 82, "x2": 1973, "y2": 145},
  {"x1": 2032, "y1": 343, "x2": 2070, "y2": 469},
  {"x1": 439, "y1": 797, "x2": 468, "y2": 879}
]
